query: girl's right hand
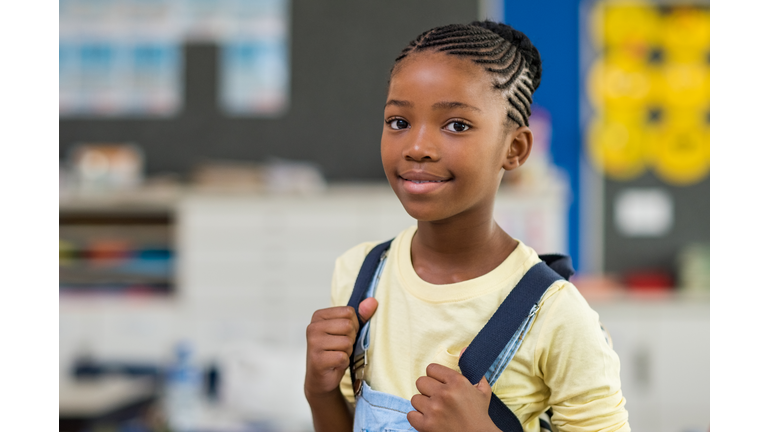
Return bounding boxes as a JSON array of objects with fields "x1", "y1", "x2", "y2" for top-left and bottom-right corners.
[{"x1": 304, "y1": 298, "x2": 378, "y2": 399}]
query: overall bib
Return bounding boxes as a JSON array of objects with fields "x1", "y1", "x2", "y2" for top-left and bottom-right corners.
[
  {"x1": 350, "y1": 254, "x2": 543, "y2": 432},
  {"x1": 347, "y1": 240, "x2": 572, "y2": 432}
]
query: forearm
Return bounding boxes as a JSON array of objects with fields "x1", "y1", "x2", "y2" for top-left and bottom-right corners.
[{"x1": 306, "y1": 386, "x2": 354, "y2": 432}]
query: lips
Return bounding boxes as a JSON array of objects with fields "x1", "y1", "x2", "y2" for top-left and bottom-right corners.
[
  {"x1": 399, "y1": 170, "x2": 450, "y2": 182},
  {"x1": 398, "y1": 170, "x2": 451, "y2": 194}
]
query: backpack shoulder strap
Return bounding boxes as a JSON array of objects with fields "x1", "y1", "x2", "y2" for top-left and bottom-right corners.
[
  {"x1": 346, "y1": 240, "x2": 393, "y2": 337},
  {"x1": 538, "y1": 254, "x2": 575, "y2": 281},
  {"x1": 458, "y1": 258, "x2": 569, "y2": 432}
]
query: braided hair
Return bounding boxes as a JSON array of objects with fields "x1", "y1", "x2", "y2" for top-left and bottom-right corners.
[{"x1": 392, "y1": 21, "x2": 542, "y2": 128}]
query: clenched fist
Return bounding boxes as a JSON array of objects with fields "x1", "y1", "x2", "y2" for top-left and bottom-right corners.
[
  {"x1": 408, "y1": 363, "x2": 500, "y2": 432},
  {"x1": 304, "y1": 297, "x2": 378, "y2": 398}
]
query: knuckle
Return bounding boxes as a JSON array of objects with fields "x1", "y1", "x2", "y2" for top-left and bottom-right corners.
[
  {"x1": 422, "y1": 417, "x2": 435, "y2": 430},
  {"x1": 342, "y1": 306, "x2": 355, "y2": 318},
  {"x1": 311, "y1": 309, "x2": 323, "y2": 321},
  {"x1": 426, "y1": 363, "x2": 438, "y2": 375},
  {"x1": 445, "y1": 373, "x2": 458, "y2": 385},
  {"x1": 333, "y1": 350, "x2": 349, "y2": 366},
  {"x1": 342, "y1": 319, "x2": 354, "y2": 333},
  {"x1": 406, "y1": 411, "x2": 417, "y2": 426},
  {"x1": 415, "y1": 376, "x2": 427, "y2": 388},
  {"x1": 339, "y1": 349, "x2": 350, "y2": 361}
]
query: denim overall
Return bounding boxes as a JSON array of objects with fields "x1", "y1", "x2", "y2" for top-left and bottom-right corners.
[{"x1": 350, "y1": 254, "x2": 543, "y2": 432}]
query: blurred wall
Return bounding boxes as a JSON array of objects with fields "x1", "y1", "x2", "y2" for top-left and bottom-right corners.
[
  {"x1": 503, "y1": 0, "x2": 583, "y2": 268},
  {"x1": 59, "y1": 0, "x2": 479, "y2": 180},
  {"x1": 507, "y1": 0, "x2": 710, "y2": 278}
]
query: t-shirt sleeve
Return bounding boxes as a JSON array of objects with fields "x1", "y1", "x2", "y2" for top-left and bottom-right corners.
[
  {"x1": 535, "y1": 283, "x2": 630, "y2": 432},
  {"x1": 329, "y1": 241, "x2": 379, "y2": 405}
]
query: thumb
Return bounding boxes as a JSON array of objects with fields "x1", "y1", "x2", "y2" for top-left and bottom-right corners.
[
  {"x1": 475, "y1": 377, "x2": 492, "y2": 398},
  {"x1": 358, "y1": 297, "x2": 379, "y2": 324}
]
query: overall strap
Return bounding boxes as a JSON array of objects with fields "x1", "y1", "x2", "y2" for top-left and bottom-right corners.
[{"x1": 458, "y1": 260, "x2": 566, "y2": 432}]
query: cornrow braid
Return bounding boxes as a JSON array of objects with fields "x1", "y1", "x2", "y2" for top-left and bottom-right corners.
[{"x1": 392, "y1": 20, "x2": 542, "y2": 127}]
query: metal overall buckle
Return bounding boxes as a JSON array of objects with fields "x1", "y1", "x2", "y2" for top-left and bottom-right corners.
[{"x1": 352, "y1": 349, "x2": 367, "y2": 395}]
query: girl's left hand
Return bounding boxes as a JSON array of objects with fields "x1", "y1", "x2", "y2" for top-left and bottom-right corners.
[{"x1": 407, "y1": 363, "x2": 501, "y2": 432}]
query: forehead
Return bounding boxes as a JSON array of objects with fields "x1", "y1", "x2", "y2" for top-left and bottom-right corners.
[{"x1": 388, "y1": 51, "x2": 504, "y2": 108}]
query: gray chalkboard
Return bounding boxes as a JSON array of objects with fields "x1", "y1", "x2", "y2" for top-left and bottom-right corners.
[
  {"x1": 59, "y1": 0, "x2": 479, "y2": 181},
  {"x1": 603, "y1": 173, "x2": 710, "y2": 277}
]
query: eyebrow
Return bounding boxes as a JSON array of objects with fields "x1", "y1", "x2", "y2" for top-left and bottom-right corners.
[
  {"x1": 384, "y1": 99, "x2": 482, "y2": 112},
  {"x1": 385, "y1": 99, "x2": 413, "y2": 108},
  {"x1": 432, "y1": 101, "x2": 482, "y2": 112}
]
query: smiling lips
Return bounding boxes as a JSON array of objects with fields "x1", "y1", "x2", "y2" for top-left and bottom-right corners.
[{"x1": 399, "y1": 171, "x2": 451, "y2": 194}]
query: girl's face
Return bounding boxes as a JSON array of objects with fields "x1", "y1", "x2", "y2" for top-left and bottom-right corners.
[{"x1": 381, "y1": 51, "x2": 524, "y2": 223}]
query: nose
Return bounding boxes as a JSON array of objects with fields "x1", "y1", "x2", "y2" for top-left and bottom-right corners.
[{"x1": 403, "y1": 125, "x2": 440, "y2": 162}]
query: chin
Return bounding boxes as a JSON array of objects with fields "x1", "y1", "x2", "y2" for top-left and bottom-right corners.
[{"x1": 397, "y1": 198, "x2": 452, "y2": 222}]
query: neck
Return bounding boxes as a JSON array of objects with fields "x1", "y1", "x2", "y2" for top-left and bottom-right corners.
[{"x1": 411, "y1": 206, "x2": 518, "y2": 284}]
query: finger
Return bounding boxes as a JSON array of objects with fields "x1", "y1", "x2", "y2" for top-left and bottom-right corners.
[
  {"x1": 311, "y1": 350, "x2": 350, "y2": 370},
  {"x1": 460, "y1": 347, "x2": 467, "y2": 357},
  {"x1": 312, "y1": 335, "x2": 355, "y2": 357},
  {"x1": 410, "y1": 393, "x2": 430, "y2": 414},
  {"x1": 476, "y1": 377, "x2": 492, "y2": 398},
  {"x1": 425, "y1": 363, "x2": 460, "y2": 384},
  {"x1": 406, "y1": 410, "x2": 426, "y2": 431},
  {"x1": 314, "y1": 318, "x2": 357, "y2": 338},
  {"x1": 311, "y1": 306, "x2": 357, "y2": 324},
  {"x1": 358, "y1": 297, "x2": 379, "y2": 324},
  {"x1": 414, "y1": 375, "x2": 442, "y2": 397}
]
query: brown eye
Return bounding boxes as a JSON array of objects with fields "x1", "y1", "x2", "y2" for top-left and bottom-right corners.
[
  {"x1": 445, "y1": 121, "x2": 470, "y2": 132},
  {"x1": 387, "y1": 119, "x2": 409, "y2": 130}
]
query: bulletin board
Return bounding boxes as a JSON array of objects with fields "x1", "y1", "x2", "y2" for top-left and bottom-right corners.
[
  {"x1": 580, "y1": 0, "x2": 710, "y2": 277},
  {"x1": 59, "y1": 0, "x2": 290, "y2": 117},
  {"x1": 59, "y1": 0, "x2": 479, "y2": 180}
]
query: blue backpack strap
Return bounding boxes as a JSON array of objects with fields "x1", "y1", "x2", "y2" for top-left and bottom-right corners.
[
  {"x1": 346, "y1": 240, "x2": 393, "y2": 325},
  {"x1": 346, "y1": 240, "x2": 393, "y2": 390},
  {"x1": 458, "y1": 259, "x2": 568, "y2": 432},
  {"x1": 538, "y1": 254, "x2": 575, "y2": 281}
]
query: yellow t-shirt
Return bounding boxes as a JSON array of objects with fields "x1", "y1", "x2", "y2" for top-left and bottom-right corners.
[{"x1": 331, "y1": 226, "x2": 630, "y2": 432}]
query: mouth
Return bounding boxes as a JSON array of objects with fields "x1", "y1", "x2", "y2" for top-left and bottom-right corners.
[
  {"x1": 399, "y1": 170, "x2": 451, "y2": 182},
  {"x1": 397, "y1": 171, "x2": 451, "y2": 194},
  {"x1": 403, "y1": 179, "x2": 447, "y2": 184}
]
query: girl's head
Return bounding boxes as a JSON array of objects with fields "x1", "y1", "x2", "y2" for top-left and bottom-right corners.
[
  {"x1": 381, "y1": 21, "x2": 543, "y2": 223},
  {"x1": 392, "y1": 21, "x2": 542, "y2": 129}
]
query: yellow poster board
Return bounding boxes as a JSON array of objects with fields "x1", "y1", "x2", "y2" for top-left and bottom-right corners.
[{"x1": 587, "y1": 1, "x2": 709, "y2": 185}]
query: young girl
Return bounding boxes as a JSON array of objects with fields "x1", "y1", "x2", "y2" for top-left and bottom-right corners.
[{"x1": 304, "y1": 21, "x2": 630, "y2": 432}]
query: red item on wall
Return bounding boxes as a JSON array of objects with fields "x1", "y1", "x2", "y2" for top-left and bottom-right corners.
[
  {"x1": 624, "y1": 270, "x2": 674, "y2": 292},
  {"x1": 87, "y1": 239, "x2": 133, "y2": 266}
]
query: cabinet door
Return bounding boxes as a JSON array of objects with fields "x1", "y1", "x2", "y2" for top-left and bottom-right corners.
[{"x1": 594, "y1": 302, "x2": 709, "y2": 432}]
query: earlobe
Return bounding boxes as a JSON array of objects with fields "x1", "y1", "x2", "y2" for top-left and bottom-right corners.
[{"x1": 502, "y1": 126, "x2": 533, "y2": 171}]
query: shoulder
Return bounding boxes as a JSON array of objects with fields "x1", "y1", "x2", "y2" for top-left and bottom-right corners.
[
  {"x1": 330, "y1": 227, "x2": 415, "y2": 307},
  {"x1": 535, "y1": 280, "x2": 603, "y2": 347},
  {"x1": 533, "y1": 280, "x2": 618, "y2": 379},
  {"x1": 330, "y1": 241, "x2": 379, "y2": 307},
  {"x1": 539, "y1": 281, "x2": 598, "y2": 325}
]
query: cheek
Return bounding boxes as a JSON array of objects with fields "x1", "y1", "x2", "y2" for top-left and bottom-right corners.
[
  {"x1": 380, "y1": 137, "x2": 399, "y2": 178},
  {"x1": 462, "y1": 147, "x2": 505, "y2": 190}
]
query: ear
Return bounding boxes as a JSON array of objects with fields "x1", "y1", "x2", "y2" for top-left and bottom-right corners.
[{"x1": 502, "y1": 125, "x2": 533, "y2": 171}]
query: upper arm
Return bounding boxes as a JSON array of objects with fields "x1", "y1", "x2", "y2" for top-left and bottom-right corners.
[{"x1": 536, "y1": 284, "x2": 630, "y2": 432}]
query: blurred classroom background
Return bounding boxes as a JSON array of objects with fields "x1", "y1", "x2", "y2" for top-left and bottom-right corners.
[{"x1": 58, "y1": 0, "x2": 709, "y2": 431}]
